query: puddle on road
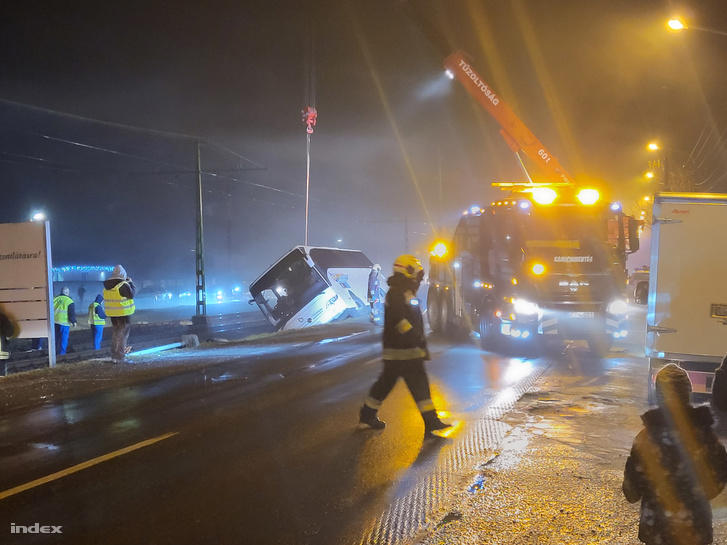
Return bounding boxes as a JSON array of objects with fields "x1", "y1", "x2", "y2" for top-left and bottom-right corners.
[{"x1": 29, "y1": 442, "x2": 60, "y2": 451}]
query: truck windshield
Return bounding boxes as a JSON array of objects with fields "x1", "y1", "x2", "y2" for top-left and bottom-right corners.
[
  {"x1": 518, "y1": 207, "x2": 611, "y2": 271},
  {"x1": 250, "y1": 250, "x2": 328, "y2": 325},
  {"x1": 525, "y1": 208, "x2": 606, "y2": 242}
]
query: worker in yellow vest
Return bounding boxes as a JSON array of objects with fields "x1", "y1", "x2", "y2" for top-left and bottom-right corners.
[
  {"x1": 53, "y1": 287, "x2": 77, "y2": 355},
  {"x1": 88, "y1": 294, "x2": 107, "y2": 350},
  {"x1": 102, "y1": 265, "x2": 136, "y2": 363}
]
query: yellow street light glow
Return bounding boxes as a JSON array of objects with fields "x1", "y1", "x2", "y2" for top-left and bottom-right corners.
[
  {"x1": 667, "y1": 18, "x2": 686, "y2": 31},
  {"x1": 531, "y1": 262, "x2": 546, "y2": 276},
  {"x1": 647, "y1": 142, "x2": 660, "y2": 151},
  {"x1": 531, "y1": 187, "x2": 557, "y2": 205},
  {"x1": 645, "y1": 171, "x2": 655, "y2": 180},
  {"x1": 576, "y1": 188, "x2": 600, "y2": 205},
  {"x1": 643, "y1": 195, "x2": 651, "y2": 202},
  {"x1": 430, "y1": 241, "x2": 448, "y2": 258}
]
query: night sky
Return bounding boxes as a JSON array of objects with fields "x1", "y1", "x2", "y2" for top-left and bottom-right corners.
[{"x1": 1, "y1": 0, "x2": 726, "y2": 287}]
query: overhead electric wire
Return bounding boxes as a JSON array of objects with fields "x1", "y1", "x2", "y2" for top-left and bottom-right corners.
[
  {"x1": 0, "y1": 97, "x2": 195, "y2": 140},
  {"x1": 2, "y1": 130, "x2": 299, "y2": 197}
]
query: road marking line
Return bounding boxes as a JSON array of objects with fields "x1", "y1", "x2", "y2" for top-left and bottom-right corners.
[{"x1": 0, "y1": 431, "x2": 178, "y2": 501}]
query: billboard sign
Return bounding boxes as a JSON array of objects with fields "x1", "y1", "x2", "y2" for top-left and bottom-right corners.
[{"x1": 0, "y1": 221, "x2": 55, "y2": 367}]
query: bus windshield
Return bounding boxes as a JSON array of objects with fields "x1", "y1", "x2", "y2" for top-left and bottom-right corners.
[{"x1": 250, "y1": 249, "x2": 328, "y2": 326}]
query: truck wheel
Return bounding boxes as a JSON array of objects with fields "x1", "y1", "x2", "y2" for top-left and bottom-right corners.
[
  {"x1": 427, "y1": 289, "x2": 442, "y2": 334},
  {"x1": 479, "y1": 315, "x2": 498, "y2": 351},
  {"x1": 440, "y1": 292, "x2": 452, "y2": 334},
  {"x1": 635, "y1": 282, "x2": 648, "y2": 305},
  {"x1": 647, "y1": 359, "x2": 657, "y2": 405},
  {"x1": 588, "y1": 334, "x2": 612, "y2": 358}
]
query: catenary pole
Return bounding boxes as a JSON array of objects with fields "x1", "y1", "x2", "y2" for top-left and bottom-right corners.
[{"x1": 195, "y1": 141, "x2": 206, "y2": 317}]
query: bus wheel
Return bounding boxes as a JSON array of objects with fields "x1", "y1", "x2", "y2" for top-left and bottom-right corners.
[{"x1": 427, "y1": 289, "x2": 442, "y2": 333}]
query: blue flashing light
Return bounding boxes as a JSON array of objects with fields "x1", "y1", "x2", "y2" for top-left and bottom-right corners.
[
  {"x1": 610, "y1": 202, "x2": 622, "y2": 212},
  {"x1": 54, "y1": 265, "x2": 115, "y2": 273},
  {"x1": 469, "y1": 205, "x2": 481, "y2": 215},
  {"x1": 410, "y1": 298, "x2": 420, "y2": 307},
  {"x1": 473, "y1": 280, "x2": 482, "y2": 289},
  {"x1": 518, "y1": 200, "x2": 531, "y2": 210},
  {"x1": 233, "y1": 286, "x2": 242, "y2": 293}
]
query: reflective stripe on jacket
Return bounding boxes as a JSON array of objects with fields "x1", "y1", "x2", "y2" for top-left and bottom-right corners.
[
  {"x1": 53, "y1": 295, "x2": 73, "y2": 326},
  {"x1": 88, "y1": 302, "x2": 106, "y2": 326},
  {"x1": 103, "y1": 283, "x2": 135, "y2": 317}
]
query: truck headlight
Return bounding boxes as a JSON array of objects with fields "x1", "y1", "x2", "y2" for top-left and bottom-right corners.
[
  {"x1": 513, "y1": 298, "x2": 539, "y2": 315},
  {"x1": 607, "y1": 298, "x2": 629, "y2": 315}
]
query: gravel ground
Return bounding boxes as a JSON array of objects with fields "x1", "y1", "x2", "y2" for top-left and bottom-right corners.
[{"x1": 416, "y1": 352, "x2": 727, "y2": 545}]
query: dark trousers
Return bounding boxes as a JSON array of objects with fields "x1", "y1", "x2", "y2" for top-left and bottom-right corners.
[
  {"x1": 366, "y1": 359, "x2": 433, "y2": 410},
  {"x1": 55, "y1": 324, "x2": 70, "y2": 355},
  {"x1": 110, "y1": 316, "x2": 131, "y2": 360},
  {"x1": 91, "y1": 325, "x2": 104, "y2": 350}
]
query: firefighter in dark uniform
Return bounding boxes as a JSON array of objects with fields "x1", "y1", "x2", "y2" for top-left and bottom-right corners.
[{"x1": 359, "y1": 254, "x2": 451, "y2": 437}]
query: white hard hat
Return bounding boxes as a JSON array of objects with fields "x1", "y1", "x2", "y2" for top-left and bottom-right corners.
[{"x1": 110, "y1": 264, "x2": 127, "y2": 280}]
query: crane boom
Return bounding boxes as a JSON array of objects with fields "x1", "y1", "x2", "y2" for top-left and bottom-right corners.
[{"x1": 444, "y1": 50, "x2": 574, "y2": 185}]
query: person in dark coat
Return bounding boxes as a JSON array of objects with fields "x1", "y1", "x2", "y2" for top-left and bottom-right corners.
[
  {"x1": 87, "y1": 294, "x2": 107, "y2": 350},
  {"x1": 623, "y1": 364, "x2": 727, "y2": 545},
  {"x1": 0, "y1": 306, "x2": 20, "y2": 372},
  {"x1": 102, "y1": 265, "x2": 136, "y2": 363}
]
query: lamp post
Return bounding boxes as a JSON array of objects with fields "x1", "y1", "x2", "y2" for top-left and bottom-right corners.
[
  {"x1": 646, "y1": 140, "x2": 670, "y2": 190},
  {"x1": 667, "y1": 16, "x2": 727, "y2": 37},
  {"x1": 30, "y1": 211, "x2": 46, "y2": 222},
  {"x1": 302, "y1": 106, "x2": 318, "y2": 246}
]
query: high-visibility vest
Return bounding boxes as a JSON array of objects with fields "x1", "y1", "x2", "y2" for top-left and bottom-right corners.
[
  {"x1": 103, "y1": 282, "x2": 135, "y2": 317},
  {"x1": 88, "y1": 302, "x2": 106, "y2": 326},
  {"x1": 53, "y1": 295, "x2": 73, "y2": 326}
]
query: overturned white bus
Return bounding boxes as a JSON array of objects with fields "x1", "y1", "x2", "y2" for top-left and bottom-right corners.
[{"x1": 249, "y1": 246, "x2": 374, "y2": 330}]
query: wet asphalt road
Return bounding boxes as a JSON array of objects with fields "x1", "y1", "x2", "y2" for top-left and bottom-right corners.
[{"x1": 0, "y1": 332, "x2": 549, "y2": 545}]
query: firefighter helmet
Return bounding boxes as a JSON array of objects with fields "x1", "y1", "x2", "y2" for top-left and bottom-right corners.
[{"x1": 393, "y1": 254, "x2": 424, "y2": 280}]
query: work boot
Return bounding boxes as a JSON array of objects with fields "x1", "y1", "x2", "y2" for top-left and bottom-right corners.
[
  {"x1": 422, "y1": 410, "x2": 451, "y2": 438},
  {"x1": 358, "y1": 405, "x2": 386, "y2": 430}
]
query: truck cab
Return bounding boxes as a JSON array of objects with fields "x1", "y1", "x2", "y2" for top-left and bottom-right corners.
[{"x1": 428, "y1": 188, "x2": 639, "y2": 355}]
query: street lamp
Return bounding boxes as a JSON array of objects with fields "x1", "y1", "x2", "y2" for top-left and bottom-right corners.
[
  {"x1": 667, "y1": 18, "x2": 686, "y2": 31},
  {"x1": 30, "y1": 211, "x2": 46, "y2": 222},
  {"x1": 645, "y1": 171, "x2": 655, "y2": 180},
  {"x1": 647, "y1": 142, "x2": 660, "y2": 151},
  {"x1": 666, "y1": 16, "x2": 727, "y2": 37}
]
